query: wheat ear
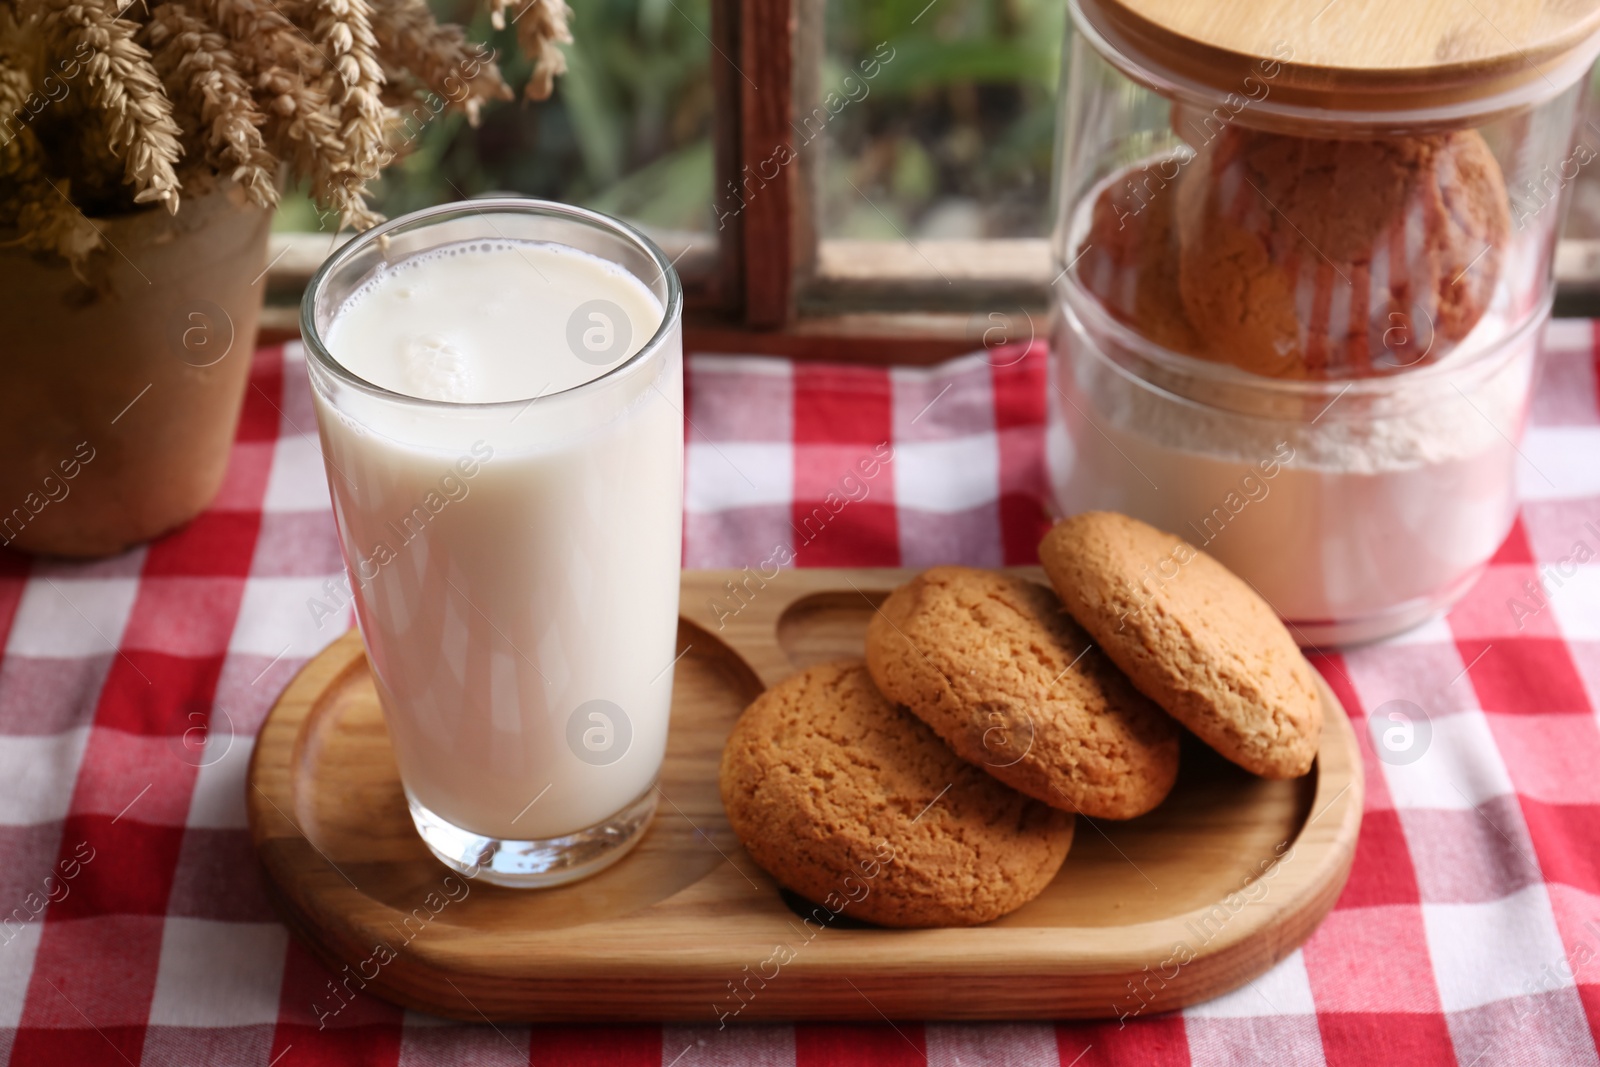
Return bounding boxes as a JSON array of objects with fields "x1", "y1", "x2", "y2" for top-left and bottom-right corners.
[
  {"x1": 11, "y1": 174, "x2": 107, "y2": 269},
  {"x1": 0, "y1": 55, "x2": 103, "y2": 262},
  {"x1": 30, "y1": 0, "x2": 183, "y2": 212},
  {"x1": 306, "y1": 0, "x2": 387, "y2": 226},
  {"x1": 513, "y1": 0, "x2": 570, "y2": 102},
  {"x1": 200, "y1": 0, "x2": 352, "y2": 220},
  {"x1": 370, "y1": 0, "x2": 509, "y2": 126},
  {"x1": 144, "y1": 2, "x2": 277, "y2": 208}
]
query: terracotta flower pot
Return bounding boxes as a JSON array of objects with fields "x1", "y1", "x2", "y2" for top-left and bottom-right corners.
[{"x1": 0, "y1": 183, "x2": 272, "y2": 557}]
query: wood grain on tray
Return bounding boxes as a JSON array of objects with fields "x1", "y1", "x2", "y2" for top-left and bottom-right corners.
[{"x1": 248, "y1": 568, "x2": 1362, "y2": 1023}]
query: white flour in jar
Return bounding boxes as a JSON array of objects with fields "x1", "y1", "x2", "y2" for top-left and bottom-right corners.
[{"x1": 1049, "y1": 303, "x2": 1539, "y2": 644}]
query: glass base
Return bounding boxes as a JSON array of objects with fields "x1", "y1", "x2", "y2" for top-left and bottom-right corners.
[{"x1": 407, "y1": 784, "x2": 658, "y2": 888}]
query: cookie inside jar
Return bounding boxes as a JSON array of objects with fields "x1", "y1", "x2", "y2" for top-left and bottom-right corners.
[
  {"x1": 1059, "y1": 0, "x2": 1600, "y2": 382},
  {"x1": 1049, "y1": 0, "x2": 1600, "y2": 645},
  {"x1": 1077, "y1": 119, "x2": 1519, "y2": 380}
]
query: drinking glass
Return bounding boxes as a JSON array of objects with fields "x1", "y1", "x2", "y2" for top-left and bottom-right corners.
[{"x1": 301, "y1": 199, "x2": 684, "y2": 886}]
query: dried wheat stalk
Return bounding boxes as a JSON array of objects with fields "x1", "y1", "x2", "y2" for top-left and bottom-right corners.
[
  {"x1": 512, "y1": 0, "x2": 569, "y2": 102},
  {"x1": 2, "y1": 0, "x2": 572, "y2": 267},
  {"x1": 0, "y1": 11, "x2": 104, "y2": 263},
  {"x1": 30, "y1": 0, "x2": 183, "y2": 212},
  {"x1": 198, "y1": 0, "x2": 348, "y2": 211},
  {"x1": 12, "y1": 172, "x2": 105, "y2": 267},
  {"x1": 144, "y1": 1, "x2": 276, "y2": 208},
  {"x1": 305, "y1": 0, "x2": 387, "y2": 228},
  {"x1": 371, "y1": 0, "x2": 509, "y2": 125},
  {"x1": 0, "y1": 108, "x2": 106, "y2": 266}
]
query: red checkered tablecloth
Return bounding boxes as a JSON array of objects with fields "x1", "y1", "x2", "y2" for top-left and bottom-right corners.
[{"x1": 0, "y1": 325, "x2": 1597, "y2": 1066}]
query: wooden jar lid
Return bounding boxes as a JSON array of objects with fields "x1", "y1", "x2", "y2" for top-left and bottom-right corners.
[{"x1": 1075, "y1": 0, "x2": 1600, "y2": 128}]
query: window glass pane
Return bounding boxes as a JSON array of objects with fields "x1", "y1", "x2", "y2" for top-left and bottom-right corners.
[
  {"x1": 813, "y1": 0, "x2": 1065, "y2": 240},
  {"x1": 273, "y1": 0, "x2": 715, "y2": 239},
  {"x1": 1560, "y1": 69, "x2": 1600, "y2": 241}
]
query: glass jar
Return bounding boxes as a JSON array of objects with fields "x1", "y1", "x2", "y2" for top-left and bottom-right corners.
[{"x1": 1048, "y1": 0, "x2": 1600, "y2": 645}]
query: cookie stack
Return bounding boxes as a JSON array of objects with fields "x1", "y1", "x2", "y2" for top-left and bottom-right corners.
[{"x1": 718, "y1": 511, "x2": 1323, "y2": 928}]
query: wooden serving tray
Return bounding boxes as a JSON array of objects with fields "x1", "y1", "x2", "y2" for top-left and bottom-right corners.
[{"x1": 248, "y1": 568, "x2": 1363, "y2": 1023}]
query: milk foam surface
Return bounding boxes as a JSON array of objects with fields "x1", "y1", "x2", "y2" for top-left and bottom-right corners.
[
  {"x1": 327, "y1": 239, "x2": 665, "y2": 402},
  {"x1": 313, "y1": 239, "x2": 682, "y2": 841}
]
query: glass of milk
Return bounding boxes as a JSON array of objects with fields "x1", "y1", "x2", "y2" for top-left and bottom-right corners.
[{"x1": 300, "y1": 199, "x2": 683, "y2": 887}]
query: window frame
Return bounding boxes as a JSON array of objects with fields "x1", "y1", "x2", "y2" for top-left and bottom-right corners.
[{"x1": 260, "y1": 0, "x2": 1600, "y2": 351}]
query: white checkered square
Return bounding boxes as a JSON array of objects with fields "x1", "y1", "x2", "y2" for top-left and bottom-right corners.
[
  {"x1": 1520, "y1": 427, "x2": 1600, "y2": 501},
  {"x1": 1381, "y1": 615, "x2": 1458, "y2": 647},
  {"x1": 185, "y1": 733, "x2": 252, "y2": 830},
  {"x1": 1424, "y1": 883, "x2": 1570, "y2": 1012},
  {"x1": 0, "y1": 727, "x2": 90, "y2": 824},
  {"x1": 1542, "y1": 318, "x2": 1594, "y2": 353},
  {"x1": 1380, "y1": 709, "x2": 1515, "y2": 811},
  {"x1": 263, "y1": 434, "x2": 334, "y2": 513},
  {"x1": 230, "y1": 577, "x2": 351, "y2": 657},
  {"x1": 148, "y1": 918, "x2": 288, "y2": 1026},
  {"x1": 1043, "y1": 391, "x2": 1075, "y2": 517},
  {"x1": 0, "y1": 920, "x2": 41, "y2": 1027},
  {"x1": 893, "y1": 435, "x2": 1001, "y2": 513},
  {"x1": 686, "y1": 441, "x2": 793, "y2": 511},
  {"x1": 1186, "y1": 948, "x2": 1317, "y2": 1018},
  {"x1": 1549, "y1": 565, "x2": 1600, "y2": 640},
  {"x1": 7, "y1": 578, "x2": 139, "y2": 659}
]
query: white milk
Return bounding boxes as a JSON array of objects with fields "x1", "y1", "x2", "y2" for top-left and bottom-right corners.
[{"x1": 314, "y1": 239, "x2": 681, "y2": 841}]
